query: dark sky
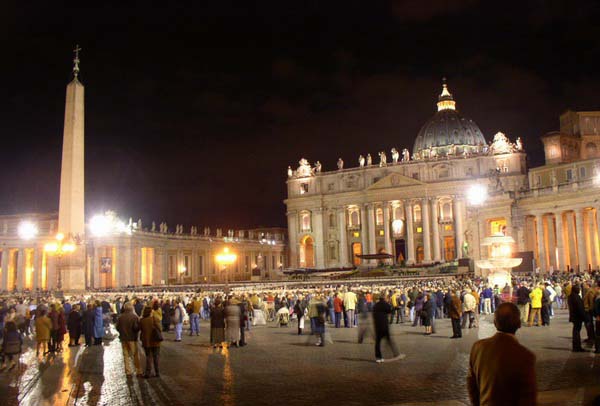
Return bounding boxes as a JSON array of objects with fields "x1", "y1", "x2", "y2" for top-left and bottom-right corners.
[{"x1": 1, "y1": 1, "x2": 599, "y2": 229}]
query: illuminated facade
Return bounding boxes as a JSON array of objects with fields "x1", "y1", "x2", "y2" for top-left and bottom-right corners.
[{"x1": 285, "y1": 80, "x2": 600, "y2": 274}]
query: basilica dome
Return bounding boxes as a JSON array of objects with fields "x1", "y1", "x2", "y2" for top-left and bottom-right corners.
[{"x1": 413, "y1": 80, "x2": 487, "y2": 159}]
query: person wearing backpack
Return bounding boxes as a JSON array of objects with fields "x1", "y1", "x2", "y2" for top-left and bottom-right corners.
[{"x1": 1, "y1": 321, "x2": 22, "y2": 369}]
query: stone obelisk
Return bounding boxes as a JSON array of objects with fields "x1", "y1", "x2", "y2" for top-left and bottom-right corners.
[{"x1": 57, "y1": 45, "x2": 85, "y2": 290}]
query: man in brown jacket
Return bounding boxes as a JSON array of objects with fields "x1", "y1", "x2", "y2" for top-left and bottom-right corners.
[
  {"x1": 467, "y1": 302, "x2": 537, "y2": 405},
  {"x1": 449, "y1": 291, "x2": 462, "y2": 339},
  {"x1": 116, "y1": 302, "x2": 142, "y2": 376},
  {"x1": 140, "y1": 306, "x2": 162, "y2": 378}
]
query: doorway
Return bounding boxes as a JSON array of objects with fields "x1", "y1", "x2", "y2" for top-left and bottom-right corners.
[
  {"x1": 444, "y1": 236, "x2": 456, "y2": 261},
  {"x1": 394, "y1": 239, "x2": 406, "y2": 263},
  {"x1": 300, "y1": 235, "x2": 315, "y2": 267},
  {"x1": 351, "y1": 242, "x2": 362, "y2": 266}
]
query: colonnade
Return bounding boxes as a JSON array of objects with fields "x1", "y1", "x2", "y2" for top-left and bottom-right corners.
[{"x1": 533, "y1": 206, "x2": 600, "y2": 272}]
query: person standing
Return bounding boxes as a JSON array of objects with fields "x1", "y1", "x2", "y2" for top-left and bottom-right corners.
[
  {"x1": 372, "y1": 295, "x2": 404, "y2": 363},
  {"x1": 516, "y1": 283, "x2": 531, "y2": 325},
  {"x1": 528, "y1": 284, "x2": 543, "y2": 327},
  {"x1": 189, "y1": 296, "x2": 201, "y2": 336},
  {"x1": 1, "y1": 321, "x2": 22, "y2": 369},
  {"x1": 583, "y1": 282, "x2": 597, "y2": 346},
  {"x1": 294, "y1": 296, "x2": 306, "y2": 335},
  {"x1": 161, "y1": 300, "x2": 172, "y2": 332},
  {"x1": 172, "y1": 299, "x2": 185, "y2": 342},
  {"x1": 422, "y1": 293, "x2": 434, "y2": 335},
  {"x1": 467, "y1": 303, "x2": 537, "y2": 405},
  {"x1": 225, "y1": 297, "x2": 241, "y2": 347},
  {"x1": 449, "y1": 291, "x2": 463, "y2": 338},
  {"x1": 308, "y1": 294, "x2": 327, "y2": 346},
  {"x1": 333, "y1": 293, "x2": 343, "y2": 328},
  {"x1": 48, "y1": 303, "x2": 59, "y2": 353},
  {"x1": 83, "y1": 302, "x2": 95, "y2": 347},
  {"x1": 56, "y1": 306, "x2": 67, "y2": 353},
  {"x1": 139, "y1": 306, "x2": 161, "y2": 378},
  {"x1": 593, "y1": 282, "x2": 600, "y2": 354},
  {"x1": 93, "y1": 301, "x2": 104, "y2": 345},
  {"x1": 210, "y1": 297, "x2": 226, "y2": 348},
  {"x1": 35, "y1": 309, "x2": 52, "y2": 357},
  {"x1": 568, "y1": 285, "x2": 588, "y2": 352},
  {"x1": 67, "y1": 304, "x2": 82, "y2": 346},
  {"x1": 461, "y1": 290, "x2": 477, "y2": 329},
  {"x1": 116, "y1": 302, "x2": 142, "y2": 377},
  {"x1": 344, "y1": 288, "x2": 358, "y2": 328}
]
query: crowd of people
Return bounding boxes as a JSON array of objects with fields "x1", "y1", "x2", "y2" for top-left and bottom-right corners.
[{"x1": 0, "y1": 270, "x2": 599, "y2": 376}]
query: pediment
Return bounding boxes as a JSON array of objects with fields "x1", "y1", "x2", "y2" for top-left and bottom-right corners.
[{"x1": 368, "y1": 172, "x2": 425, "y2": 190}]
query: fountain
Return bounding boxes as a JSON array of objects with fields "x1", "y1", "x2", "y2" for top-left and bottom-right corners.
[{"x1": 475, "y1": 233, "x2": 522, "y2": 288}]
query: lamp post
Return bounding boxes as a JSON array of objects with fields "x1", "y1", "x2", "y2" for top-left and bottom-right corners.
[
  {"x1": 44, "y1": 233, "x2": 76, "y2": 291},
  {"x1": 215, "y1": 247, "x2": 237, "y2": 294}
]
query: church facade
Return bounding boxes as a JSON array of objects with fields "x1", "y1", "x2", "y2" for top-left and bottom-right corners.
[
  {"x1": 0, "y1": 54, "x2": 286, "y2": 291},
  {"x1": 285, "y1": 81, "x2": 600, "y2": 274}
]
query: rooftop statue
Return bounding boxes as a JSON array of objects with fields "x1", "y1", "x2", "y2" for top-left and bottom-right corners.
[
  {"x1": 402, "y1": 148, "x2": 410, "y2": 162},
  {"x1": 391, "y1": 148, "x2": 399, "y2": 163},
  {"x1": 366, "y1": 153, "x2": 372, "y2": 166},
  {"x1": 358, "y1": 154, "x2": 365, "y2": 168},
  {"x1": 337, "y1": 158, "x2": 344, "y2": 170},
  {"x1": 296, "y1": 158, "x2": 313, "y2": 177},
  {"x1": 490, "y1": 132, "x2": 516, "y2": 155},
  {"x1": 379, "y1": 151, "x2": 387, "y2": 167},
  {"x1": 516, "y1": 137, "x2": 523, "y2": 151},
  {"x1": 314, "y1": 161, "x2": 322, "y2": 173},
  {"x1": 287, "y1": 166, "x2": 293, "y2": 178}
]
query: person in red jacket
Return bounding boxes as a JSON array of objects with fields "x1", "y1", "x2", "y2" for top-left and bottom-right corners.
[{"x1": 333, "y1": 293, "x2": 343, "y2": 328}]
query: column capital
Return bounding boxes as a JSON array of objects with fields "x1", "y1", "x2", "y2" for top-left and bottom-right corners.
[{"x1": 286, "y1": 210, "x2": 298, "y2": 216}]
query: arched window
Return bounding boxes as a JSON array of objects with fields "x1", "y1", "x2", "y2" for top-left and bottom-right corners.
[
  {"x1": 376, "y1": 208, "x2": 384, "y2": 226},
  {"x1": 440, "y1": 201, "x2": 453, "y2": 221},
  {"x1": 413, "y1": 204, "x2": 422, "y2": 222},
  {"x1": 300, "y1": 211, "x2": 311, "y2": 232},
  {"x1": 347, "y1": 207, "x2": 360, "y2": 227}
]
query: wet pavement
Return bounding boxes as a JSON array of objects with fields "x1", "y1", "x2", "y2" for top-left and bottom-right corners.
[{"x1": 1, "y1": 309, "x2": 599, "y2": 406}]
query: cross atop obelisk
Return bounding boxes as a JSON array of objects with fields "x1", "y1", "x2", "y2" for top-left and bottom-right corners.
[{"x1": 72, "y1": 44, "x2": 81, "y2": 79}]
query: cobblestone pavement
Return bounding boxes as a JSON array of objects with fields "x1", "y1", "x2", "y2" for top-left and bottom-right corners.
[{"x1": 1, "y1": 309, "x2": 599, "y2": 406}]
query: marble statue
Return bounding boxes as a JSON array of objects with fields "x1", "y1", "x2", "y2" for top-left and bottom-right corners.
[
  {"x1": 490, "y1": 132, "x2": 516, "y2": 154},
  {"x1": 151, "y1": 222, "x2": 156, "y2": 232},
  {"x1": 516, "y1": 137, "x2": 523, "y2": 151},
  {"x1": 402, "y1": 148, "x2": 410, "y2": 162},
  {"x1": 216, "y1": 228, "x2": 222, "y2": 237},
  {"x1": 314, "y1": 161, "x2": 322, "y2": 173},
  {"x1": 287, "y1": 166, "x2": 293, "y2": 178},
  {"x1": 296, "y1": 158, "x2": 312, "y2": 177},
  {"x1": 391, "y1": 148, "x2": 399, "y2": 163},
  {"x1": 366, "y1": 153, "x2": 372, "y2": 166},
  {"x1": 359, "y1": 155, "x2": 365, "y2": 167},
  {"x1": 379, "y1": 151, "x2": 387, "y2": 167},
  {"x1": 337, "y1": 158, "x2": 344, "y2": 170}
]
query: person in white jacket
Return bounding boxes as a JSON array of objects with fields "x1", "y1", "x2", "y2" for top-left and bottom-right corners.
[{"x1": 462, "y1": 290, "x2": 477, "y2": 329}]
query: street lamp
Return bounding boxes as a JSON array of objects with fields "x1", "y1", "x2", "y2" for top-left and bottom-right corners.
[
  {"x1": 215, "y1": 247, "x2": 237, "y2": 293},
  {"x1": 44, "y1": 233, "x2": 77, "y2": 291}
]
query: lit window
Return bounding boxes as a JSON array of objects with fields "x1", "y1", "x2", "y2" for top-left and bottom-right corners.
[
  {"x1": 416, "y1": 227, "x2": 423, "y2": 233},
  {"x1": 347, "y1": 207, "x2": 360, "y2": 227},
  {"x1": 300, "y1": 183, "x2": 309, "y2": 194},
  {"x1": 444, "y1": 224, "x2": 453, "y2": 231},
  {"x1": 393, "y1": 205, "x2": 403, "y2": 220},
  {"x1": 353, "y1": 231, "x2": 360, "y2": 238},
  {"x1": 300, "y1": 212, "x2": 311, "y2": 231},
  {"x1": 413, "y1": 204, "x2": 422, "y2": 222},
  {"x1": 379, "y1": 230, "x2": 385, "y2": 236},
  {"x1": 392, "y1": 219, "x2": 404, "y2": 236},
  {"x1": 375, "y1": 208, "x2": 384, "y2": 225}
]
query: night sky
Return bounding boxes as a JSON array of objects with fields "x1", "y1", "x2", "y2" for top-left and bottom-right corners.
[{"x1": 1, "y1": 1, "x2": 599, "y2": 229}]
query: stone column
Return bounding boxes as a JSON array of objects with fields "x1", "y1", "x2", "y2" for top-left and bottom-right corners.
[
  {"x1": 535, "y1": 214, "x2": 546, "y2": 272},
  {"x1": 575, "y1": 209, "x2": 588, "y2": 271},
  {"x1": 286, "y1": 211, "x2": 298, "y2": 268},
  {"x1": 596, "y1": 208, "x2": 600, "y2": 268},
  {"x1": 32, "y1": 248, "x2": 40, "y2": 290},
  {"x1": 431, "y1": 199, "x2": 441, "y2": 262},
  {"x1": 338, "y1": 208, "x2": 349, "y2": 266},
  {"x1": 454, "y1": 198, "x2": 464, "y2": 259},
  {"x1": 367, "y1": 204, "x2": 377, "y2": 261},
  {"x1": 554, "y1": 212, "x2": 567, "y2": 272},
  {"x1": 16, "y1": 248, "x2": 25, "y2": 290},
  {"x1": 383, "y1": 202, "x2": 393, "y2": 256},
  {"x1": 360, "y1": 205, "x2": 369, "y2": 264},
  {"x1": 1, "y1": 248, "x2": 9, "y2": 290},
  {"x1": 405, "y1": 200, "x2": 415, "y2": 264},
  {"x1": 313, "y1": 208, "x2": 325, "y2": 268},
  {"x1": 422, "y1": 198, "x2": 432, "y2": 263}
]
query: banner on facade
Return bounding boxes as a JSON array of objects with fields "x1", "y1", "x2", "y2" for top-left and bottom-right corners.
[{"x1": 100, "y1": 257, "x2": 112, "y2": 273}]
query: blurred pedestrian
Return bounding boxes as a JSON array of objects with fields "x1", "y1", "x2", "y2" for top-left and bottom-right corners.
[{"x1": 140, "y1": 306, "x2": 161, "y2": 378}]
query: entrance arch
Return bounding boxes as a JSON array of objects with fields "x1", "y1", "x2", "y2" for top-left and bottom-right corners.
[{"x1": 299, "y1": 235, "x2": 315, "y2": 268}]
